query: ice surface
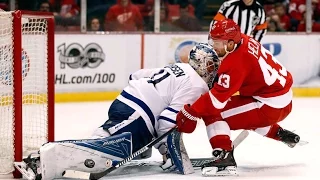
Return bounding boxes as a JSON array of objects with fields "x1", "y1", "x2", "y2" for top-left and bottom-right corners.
[
  {"x1": 2, "y1": 98, "x2": 317, "y2": 180},
  {"x1": 52, "y1": 97, "x2": 320, "y2": 180}
]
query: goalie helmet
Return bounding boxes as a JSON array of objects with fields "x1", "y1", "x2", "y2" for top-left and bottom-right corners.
[{"x1": 188, "y1": 43, "x2": 220, "y2": 89}]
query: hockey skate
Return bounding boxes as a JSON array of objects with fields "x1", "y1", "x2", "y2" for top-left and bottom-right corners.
[
  {"x1": 277, "y1": 127, "x2": 301, "y2": 148},
  {"x1": 201, "y1": 148, "x2": 237, "y2": 176},
  {"x1": 14, "y1": 152, "x2": 42, "y2": 180}
]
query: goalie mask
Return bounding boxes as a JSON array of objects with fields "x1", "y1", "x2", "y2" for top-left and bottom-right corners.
[{"x1": 188, "y1": 43, "x2": 220, "y2": 89}]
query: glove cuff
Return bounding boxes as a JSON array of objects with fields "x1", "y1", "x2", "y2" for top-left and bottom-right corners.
[{"x1": 181, "y1": 105, "x2": 200, "y2": 121}]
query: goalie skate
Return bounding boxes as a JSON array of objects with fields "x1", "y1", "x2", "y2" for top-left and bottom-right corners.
[{"x1": 14, "y1": 152, "x2": 42, "y2": 180}]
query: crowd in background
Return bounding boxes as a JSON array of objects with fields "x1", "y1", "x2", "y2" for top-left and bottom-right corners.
[
  {"x1": 264, "y1": 0, "x2": 320, "y2": 32},
  {"x1": 0, "y1": 0, "x2": 319, "y2": 32}
]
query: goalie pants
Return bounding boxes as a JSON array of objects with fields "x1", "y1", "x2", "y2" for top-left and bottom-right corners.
[{"x1": 101, "y1": 99, "x2": 153, "y2": 153}]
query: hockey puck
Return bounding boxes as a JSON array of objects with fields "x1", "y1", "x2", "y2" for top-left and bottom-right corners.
[{"x1": 105, "y1": 159, "x2": 112, "y2": 167}]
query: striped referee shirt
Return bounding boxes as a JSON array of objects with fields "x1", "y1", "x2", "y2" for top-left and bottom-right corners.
[{"x1": 210, "y1": 0, "x2": 267, "y2": 42}]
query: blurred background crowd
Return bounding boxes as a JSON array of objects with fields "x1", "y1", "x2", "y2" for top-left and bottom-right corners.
[{"x1": 0, "y1": 0, "x2": 319, "y2": 32}]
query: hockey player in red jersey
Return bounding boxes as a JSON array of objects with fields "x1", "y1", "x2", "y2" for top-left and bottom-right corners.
[{"x1": 175, "y1": 19, "x2": 301, "y2": 176}]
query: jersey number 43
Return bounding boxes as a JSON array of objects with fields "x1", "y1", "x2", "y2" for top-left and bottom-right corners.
[{"x1": 258, "y1": 46, "x2": 287, "y2": 87}]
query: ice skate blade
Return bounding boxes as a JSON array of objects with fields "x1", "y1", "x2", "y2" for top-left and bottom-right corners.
[
  {"x1": 14, "y1": 161, "x2": 36, "y2": 180},
  {"x1": 298, "y1": 140, "x2": 309, "y2": 146},
  {"x1": 286, "y1": 140, "x2": 309, "y2": 148},
  {"x1": 201, "y1": 166, "x2": 237, "y2": 176}
]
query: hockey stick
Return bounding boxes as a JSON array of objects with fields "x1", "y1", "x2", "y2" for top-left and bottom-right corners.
[
  {"x1": 128, "y1": 130, "x2": 249, "y2": 168},
  {"x1": 89, "y1": 126, "x2": 177, "y2": 180},
  {"x1": 65, "y1": 130, "x2": 249, "y2": 179},
  {"x1": 107, "y1": 130, "x2": 249, "y2": 168},
  {"x1": 232, "y1": 130, "x2": 249, "y2": 149}
]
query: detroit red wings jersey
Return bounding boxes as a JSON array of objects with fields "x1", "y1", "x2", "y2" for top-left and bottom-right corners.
[{"x1": 208, "y1": 34, "x2": 293, "y2": 111}]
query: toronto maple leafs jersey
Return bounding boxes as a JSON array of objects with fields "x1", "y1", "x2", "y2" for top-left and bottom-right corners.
[{"x1": 116, "y1": 63, "x2": 209, "y2": 140}]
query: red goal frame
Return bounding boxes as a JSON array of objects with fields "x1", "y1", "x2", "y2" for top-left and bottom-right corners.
[{"x1": 11, "y1": 10, "x2": 55, "y2": 178}]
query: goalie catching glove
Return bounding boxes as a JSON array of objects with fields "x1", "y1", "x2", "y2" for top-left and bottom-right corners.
[
  {"x1": 176, "y1": 104, "x2": 201, "y2": 133},
  {"x1": 158, "y1": 143, "x2": 176, "y2": 171}
]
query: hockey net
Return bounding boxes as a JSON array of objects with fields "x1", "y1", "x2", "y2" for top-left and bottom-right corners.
[{"x1": 0, "y1": 10, "x2": 54, "y2": 177}]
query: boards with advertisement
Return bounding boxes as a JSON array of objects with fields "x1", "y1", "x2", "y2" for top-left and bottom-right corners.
[
  {"x1": 144, "y1": 34, "x2": 320, "y2": 90},
  {"x1": 55, "y1": 34, "x2": 141, "y2": 101},
  {"x1": 54, "y1": 33, "x2": 320, "y2": 102}
]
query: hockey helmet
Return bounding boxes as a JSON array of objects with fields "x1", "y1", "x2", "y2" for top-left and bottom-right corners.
[
  {"x1": 210, "y1": 19, "x2": 241, "y2": 44},
  {"x1": 188, "y1": 43, "x2": 220, "y2": 89}
]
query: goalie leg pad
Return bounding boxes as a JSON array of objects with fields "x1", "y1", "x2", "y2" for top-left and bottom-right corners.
[
  {"x1": 39, "y1": 132, "x2": 133, "y2": 179},
  {"x1": 166, "y1": 130, "x2": 194, "y2": 175}
]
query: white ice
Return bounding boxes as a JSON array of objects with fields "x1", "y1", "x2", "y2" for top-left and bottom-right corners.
[
  {"x1": 52, "y1": 97, "x2": 320, "y2": 180},
  {"x1": 0, "y1": 97, "x2": 314, "y2": 180}
]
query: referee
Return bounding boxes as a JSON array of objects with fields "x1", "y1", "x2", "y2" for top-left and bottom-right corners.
[{"x1": 210, "y1": 0, "x2": 267, "y2": 42}]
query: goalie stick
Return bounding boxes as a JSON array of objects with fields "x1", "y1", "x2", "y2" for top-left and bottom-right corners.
[
  {"x1": 89, "y1": 126, "x2": 178, "y2": 180},
  {"x1": 87, "y1": 130, "x2": 249, "y2": 179},
  {"x1": 120, "y1": 130, "x2": 249, "y2": 168}
]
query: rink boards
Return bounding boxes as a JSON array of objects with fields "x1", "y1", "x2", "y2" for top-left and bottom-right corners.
[{"x1": 52, "y1": 33, "x2": 320, "y2": 102}]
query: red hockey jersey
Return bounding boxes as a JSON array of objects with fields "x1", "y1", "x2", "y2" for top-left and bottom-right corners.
[{"x1": 193, "y1": 34, "x2": 293, "y2": 116}]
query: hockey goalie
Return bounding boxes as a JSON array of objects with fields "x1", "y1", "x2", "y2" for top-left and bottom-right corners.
[{"x1": 14, "y1": 43, "x2": 221, "y2": 180}]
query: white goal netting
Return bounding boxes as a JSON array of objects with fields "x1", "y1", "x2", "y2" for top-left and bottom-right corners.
[{"x1": 0, "y1": 11, "x2": 51, "y2": 175}]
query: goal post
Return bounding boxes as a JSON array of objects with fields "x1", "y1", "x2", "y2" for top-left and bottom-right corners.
[{"x1": 0, "y1": 10, "x2": 55, "y2": 178}]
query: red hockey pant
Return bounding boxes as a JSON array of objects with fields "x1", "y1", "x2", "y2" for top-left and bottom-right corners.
[{"x1": 219, "y1": 95, "x2": 292, "y2": 130}]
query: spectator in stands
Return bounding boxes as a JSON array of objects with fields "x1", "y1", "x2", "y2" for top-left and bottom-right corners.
[
  {"x1": 288, "y1": 0, "x2": 305, "y2": 31},
  {"x1": 172, "y1": 1, "x2": 202, "y2": 31},
  {"x1": 177, "y1": 0, "x2": 195, "y2": 17},
  {"x1": 312, "y1": 0, "x2": 320, "y2": 22},
  {"x1": 147, "y1": 4, "x2": 184, "y2": 31},
  {"x1": 50, "y1": 0, "x2": 80, "y2": 18},
  {"x1": 289, "y1": 0, "x2": 305, "y2": 22},
  {"x1": 297, "y1": 12, "x2": 320, "y2": 32},
  {"x1": 49, "y1": 0, "x2": 80, "y2": 30},
  {"x1": 136, "y1": 0, "x2": 154, "y2": 31},
  {"x1": 89, "y1": 17, "x2": 104, "y2": 31},
  {"x1": 267, "y1": 17, "x2": 285, "y2": 32},
  {"x1": 188, "y1": 0, "x2": 206, "y2": 20},
  {"x1": 159, "y1": 5, "x2": 173, "y2": 31},
  {"x1": 289, "y1": 0, "x2": 320, "y2": 31},
  {"x1": 104, "y1": 0, "x2": 144, "y2": 31},
  {"x1": 39, "y1": 1, "x2": 52, "y2": 12},
  {"x1": 274, "y1": 3, "x2": 291, "y2": 31}
]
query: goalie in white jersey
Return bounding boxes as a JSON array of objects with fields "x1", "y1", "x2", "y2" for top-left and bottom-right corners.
[{"x1": 14, "y1": 43, "x2": 220, "y2": 180}]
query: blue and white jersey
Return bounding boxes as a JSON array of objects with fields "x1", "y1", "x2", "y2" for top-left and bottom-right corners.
[{"x1": 117, "y1": 63, "x2": 209, "y2": 140}]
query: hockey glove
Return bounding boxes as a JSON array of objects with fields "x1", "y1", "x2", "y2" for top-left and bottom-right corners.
[
  {"x1": 158, "y1": 143, "x2": 176, "y2": 171},
  {"x1": 176, "y1": 104, "x2": 200, "y2": 133}
]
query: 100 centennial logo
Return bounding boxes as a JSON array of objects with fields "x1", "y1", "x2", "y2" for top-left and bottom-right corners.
[{"x1": 57, "y1": 43, "x2": 105, "y2": 69}]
